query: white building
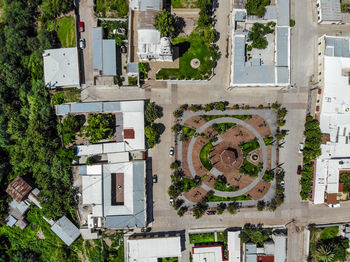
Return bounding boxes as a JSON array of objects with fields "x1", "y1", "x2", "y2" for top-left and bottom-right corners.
[
  {"x1": 127, "y1": 236, "x2": 182, "y2": 262},
  {"x1": 43, "y1": 48, "x2": 80, "y2": 87},
  {"x1": 313, "y1": 35, "x2": 350, "y2": 205},
  {"x1": 316, "y1": 0, "x2": 342, "y2": 24},
  {"x1": 131, "y1": 0, "x2": 173, "y2": 62}
]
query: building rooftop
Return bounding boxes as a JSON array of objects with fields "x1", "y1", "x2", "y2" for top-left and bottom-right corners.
[
  {"x1": 127, "y1": 236, "x2": 181, "y2": 262},
  {"x1": 319, "y1": 0, "x2": 342, "y2": 22},
  {"x1": 6, "y1": 177, "x2": 32, "y2": 203},
  {"x1": 50, "y1": 216, "x2": 81, "y2": 246},
  {"x1": 93, "y1": 27, "x2": 117, "y2": 76},
  {"x1": 193, "y1": 245, "x2": 224, "y2": 262},
  {"x1": 228, "y1": 231, "x2": 241, "y2": 262},
  {"x1": 43, "y1": 48, "x2": 80, "y2": 87},
  {"x1": 277, "y1": 0, "x2": 290, "y2": 26}
]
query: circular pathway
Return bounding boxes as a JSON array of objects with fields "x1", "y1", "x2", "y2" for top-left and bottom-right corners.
[{"x1": 186, "y1": 117, "x2": 268, "y2": 197}]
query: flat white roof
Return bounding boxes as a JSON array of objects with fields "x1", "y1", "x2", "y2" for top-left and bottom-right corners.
[
  {"x1": 228, "y1": 231, "x2": 241, "y2": 262},
  {"x1": 123, "y1": 112, "x2": 145, "y2": 150},
  {"x1": 43, "y1": 48, "x2": 79, "y2": 87},
  {"x1": 127, "y1": 236, "x2": 181, "y2": 262},
  {"x1": 82, "y1": 175, "x2": 102, "y2": 205},
  {"x1": 193, "y1": 246, "x2": 223, "y2": 262}
]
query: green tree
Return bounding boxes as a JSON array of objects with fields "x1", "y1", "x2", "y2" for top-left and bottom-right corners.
[
  {"x1": 277, "y1": 108, "x2": 288, "y2": 118},
  {"x1": 171, "y1": 123, "x2": 182, "y2": 133},
  {"x1": 81, "y1": 114, "x2": 115, "y2": 143},
  {"x1": 216, "y1": 203, "x2": 226, "y2": 215},
  {"x1": 227, "y1": 202, "x2": 239, "y2": 215},
  {"x1": 257, "y1": 200, "x2": 265, "y2": 211},
  {"x1": 204, "y1": 103, "x2": 214, "y2": 112},
  {"x1": 177, "y1": 206, "x2": 188, "y2": 217},
  {"x1": 193, "y1": 203, "x2": 208, "y2": 219},
  {"x1": 145, "y1": 125, "x2": 159, "y2": 148},
  {"x1": 154, "y1": 10, "x2": 175, "y2": 37},
  {"x1": 170, "y1": 160, "x2": 181, "y2": 170},
  {"x1": 173, "y1": 109, "x2": 183, "y2": 118},
  {"x1": 215, "y1": 101, "x2": 226, "y2": 111},
  {"x1": 145, "y1": 102, "x2": 161, "y2": 124}
]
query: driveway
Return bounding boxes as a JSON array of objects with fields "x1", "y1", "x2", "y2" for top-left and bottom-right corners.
[{"x1": 79, "y1": 0, "x2": 97, "y2": 86}]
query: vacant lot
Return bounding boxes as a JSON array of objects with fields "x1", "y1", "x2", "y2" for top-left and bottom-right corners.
[{"x1": 56, "y1": 16, "x2": 76, "y2": 48}]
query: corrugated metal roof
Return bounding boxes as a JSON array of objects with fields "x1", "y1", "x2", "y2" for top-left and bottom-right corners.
[
  {"x1": 246, "y1": 254, "x2": 257, "y2": 262},
  {"x1": 104, "y1": 102, "x2": 121, "y2": 112},
  {"x1": 56, "y1": 104, "x2": 70, "y2": 115},
  {"x1": 7, "y1": 215, "x2": 17, "y2": 227},
  {"x1": 246, "y1": 243, "x2": 257, "y2": 254},
  {"x1": 235, "y1": 10, "x2": 246, "y2": 21},
  {"x1": 9, "y1": 199, "x2": 30, "y2": 214},
  {"x1": 325, "y1": 36, "x2": 350, "y2": 57},
  {"x1": 6, "y1": 177, "x2": 32, "y2": 203},
  {"x1": 93, "y1": 27, "x2": 103, "y2": 72},
  {"x1": 264, "y1": 6, "x2": 277, "y2": 20},
  {"x1": 320, "y1": 0, "x2": 342, "y2": 22},
  {"x1": 274, "y1": 235, "x2": 287, "y2": 262},
  {"x1": 277, "y1": 67, "x2": 289, "y2": 84},
  {"x1": 102, "y1": 40, "x2": 117, "y2": 76},
  {"x1": 51, "y1": 216, "x2": 80, "y2": 246},
  {"x1": 70, "y1": 102, "x2": 102, "y2": 113},
  {"x1": 277, "y1": 0, "x2": 290, "y2": 26},
  {"x1": 105, "y1": 161, "x2": 146, "y2": 228},
  {"x1": 276, "y1": 27, "x2": 289, "y2": 67}
]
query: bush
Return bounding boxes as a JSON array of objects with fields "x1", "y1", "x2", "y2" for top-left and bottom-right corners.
[
  {"x1": 227, "y1": 202, "x2": 239, "y2": 215},
  {"x1": 128, "y1": 76, "x2": 137, "y2": 85},
  {"x1": 173, "y1": 109, "x2": 183, "y2": 118},
  {"x1": 171, "y1": 123, "x2": 182, "y2": 133},
  {"x1": 81, "y1": 114, "x2": 115, "y2": 143},
  {"x1": 145, "y1": 125, "x2": 159, "y2": 148},
  {"x1": 239, "y1": 139, "x2": 260, "y2": 156},
  {"x1": 239, "y1": 159, "x2": 262, "y2": 177},
  {"x1": 277, "y1": 108, "x2": 288, "y2": 119},
  {"x1": 262, "y1": 170, "x2": 274, "y2": 182},
  {"x1": 271, "y1": 101, "x2": 281, "y2": 110},
  {"x1": 170, "y1": 160, "x2": 181, "y2": 170},
  {"x1": 258, "y1": 104, "x2": 264, "y2": 109},
  {"x1": 244, "y1": 105, "x2": 250, "y2": 110},
  {"x1": 212, "y1": 123, "x2": 236, "y2": 134},
  {"x1": 179, "y1": 104, "x2": 188, "y2": 111},
  {"x1": 277, "y1": 119, "x2": 286, "y2": 126},
  {"x1": 215, "y1": 101, "x2": 226, "y2": 111},
  {"x1": 232, "y1": 104, "x2": 240, "y2": 109},
  {"x1": 86, "y1": 156, "x2": 96, "y2": 165},
  {"x1": 204, "y1": 103, "x2": 214, "y2": 112},
  {"x1": 145, "y1": 102, "x2": 161, "y2": 124},
  {"x1": 257, "y1": 200, "x2": 265, "y2": 211},
  {"x1": 60, "y1": 115, "x2": 81, "y2": 145},
  {"x1": 290, "y1": 19, "x2": 295, "y2": 27},
  {"x1": 263, "y1": 136, "x2": 274, "y2": 146},
  {"x1": 189, "y1": 104, "x2": 202, "y2": 112}
]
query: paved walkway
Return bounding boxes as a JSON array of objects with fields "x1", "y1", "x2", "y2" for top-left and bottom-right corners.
[{"x1": 177, "y1": 109, "x2": 277, "y2": 206}]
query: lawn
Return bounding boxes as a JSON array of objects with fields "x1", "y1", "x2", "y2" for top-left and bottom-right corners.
[
  {"x1": 200, "y1": 141, "x2": 213, "y2": 171},
  {"x1": 156, "y1": 33, "x2": 219, "y2": 80},
  {"x1": 182, "y1": 125, "x2": 196, "y2": 137},
  {"x1": 51, "y1": 88, "x2": 81, "y2": 106},
  {"x1": 201, "y1": 115, "x2": 252, "y2": 122},
  {"x1": 162, "y1": 258, "x2": 179, "y2": 262},
  {"x1": 217, "y1": 231, "x2": 228, "y2": 244},
  {"x1": 239, "y1": 139, "x2": 260, "y2": 156},
  {"x1": 212, "y1": 123, "x2": 236, "y2": 134},
  {"x1": 238, "y1": 159, "x2": 262, "y2": 177},
  {"x1": 56, "y1": 16, "x2": 76, "y2": 48},
  {"x1": 183, "y1": 177, "x2": 199, "y2": 192},
  {"x1": 214, "y1": 177, "x2": 237, "y2": 192},
  {"x1": 207, "y1": 194, "x2": 252, "y2": 202},
  {"x1": 189, "y1": 233, "x2": 216, "y2": 244},
  {"x1": 95, "y1": 0, "x2": 129, "y2": 18},
  {"x1": 171, "y1": 0, "x2": 198, "y2": 8}
]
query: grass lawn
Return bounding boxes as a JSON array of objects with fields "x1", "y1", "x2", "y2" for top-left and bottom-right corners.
[
  {"x1": 189, "y1": 233, "x2": 215, "y2": 244},
  {"x1": 156, "y1": 33, "x2": 218, "y2": 80},
  {"x1": 201, "y1": 115, "x2": 252, "y2": 122},
  {"x1": 95, "y1": 0, "x2": 129, "y2": 18},
  {"x1": 182, "y1": 125, "x2": 196, "y2": 137},
  {"x1": 320, "y1": 226, "x2": 339, "y2": 240},
  {"x1": 51, "y1": 88, "x2": 81, "y2": 106},
  {"x1": 207, "y1": 194, "x2": 252, "y2": 202},
  {"x1": 217, "y1": 231, "x2": 228, "y2": 244},
  {"x1": 56, "y1": 16, "x2": 76, "y2": 48},
  {"x1": 200, "y1": 141, "x2": 213, "y2": 171},
  {"x1": 171, "y1": 0, "x2": 198, "y2": 8},
  {"x1": 214, "y1": 178, "x2": 237, "y2": 192},
  {"x1": 239, "y1": 139, "x2": 260, "y2": 156},
  {"x1": 183, "y1": 177, "x2": 198, "y2": 192},
  {"x1": 238, "y1": 159, "x2": 262, "y2": 177},
  {"x1": 212, "y1": 123, "x2": 236, "y2": 134},
  {"x1": 162, "y1": 258, "x2": 179, "y2": 262}
]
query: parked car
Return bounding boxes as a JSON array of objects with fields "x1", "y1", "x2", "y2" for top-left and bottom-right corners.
[
  {"x1": 152, "y1": 174, "x2": 158, "y2": 183},
  {"x1": 169, "y1": 198, "x2": 174, "y2": 206},
  {"x1": 297, "y1": 165, "x2": 302, "y2": 175},
  {"x1": 298, "y1": 143, "x2": 304, "y2": 154},
  {"x1": 79, "y1": 38, "x2": 86, "y2": 49},
  {"x1": 169, "y1": 146, "x2": 174, "y2": 156},
  {"x1": 281, "y1": 181, "x2": 285, "y2": 188},
  {"x1": 206, "y1": 210, "x2": 216, "y2": 215},
  {"x1": 329, "y1": 204, "x2": 340, "y2": 208},
  {"x1": 78, "y1": 21, "x2": 85, "y2": 32}
]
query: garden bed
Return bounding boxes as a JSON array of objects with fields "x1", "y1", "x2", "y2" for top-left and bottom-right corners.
[
  {"x1": 207, "y1": 194, "x2": 252, "y2": 202},
  {"x1": 201, "y1": 115, "x2": 252, "y2": 122},
  {"x1": 239, "y1": 139, "x2": 260, "y2": 156},
  {"x1": 189, "y1": 232, "x2": 215, "y2": 244},
  {"x1": 238, "y1": 159, "x2": 262, "y2": 177},
  {"x1": 199, "y1": 141, "x2": 214, "y2": 171}
]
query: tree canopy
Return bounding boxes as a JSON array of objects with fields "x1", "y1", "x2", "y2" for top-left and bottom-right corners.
[{"x1": 154, "y1": 10, "x2": 175, "y2": 38}]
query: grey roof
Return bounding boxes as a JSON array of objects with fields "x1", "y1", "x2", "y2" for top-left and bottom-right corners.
[
  {"x1": 325, "y1": 36, "x2": 350, "y2": 57},
  {"x1": 277, "y1": 67, "x2": 289, "y2": 84},
  {"x1": 128, "y1": 62, "x2": 139, "y2": 74},
  {"x1": 235, "y1": 10, "x2": 246, "y2": 21},
  {"x1": 277, "y1": 0, "x2": 290, "y2": 26},
  {"x1": 320, "y1": 0, "x2": 342, "y2": 22},
  {"x1": 246, "y1": 254, "x2": 257, "y2": 262},
  {"x1": 7, "y1": 215, "x2": 17, "y2": 227},
  {"x1": 102, "y1": 40, "x2": 117, "y2": 76},
  {"x1": 276, "y1": 27, "x2": 289, "y2": 67},
  {"x1": 105, "y1": 161, "x2": 146, "y2": 229},
  {"x1": 93, "y1": 27, "x2": 103, "y2": 72},
  {"x1": 139, "y1": 0, "x2": 161, "y2": 11},
  {"x1": 56, "y1": 104, "x2": 70, "y2": 115},
  {"x1": 50, "y1": 216, "x2": 80, "y2": 246},
  {"x1": 9, "y1": 199, "x2": 30, "y2": 215},
  {"x1": 264, "y1": 6, "x2": 277, "y2": 20},
  {"x1": 246, "y1": 243, "x2": 257, "y2": 254},
  {"x1": 275, "y1": 235, "x2": 287, "y2": 262},
  {"x1": 104, "y1": 102, "x2": 121, "y2": 112},
  {"x1": 70, "y1": 102, "x2": 102, "y2": 113}
]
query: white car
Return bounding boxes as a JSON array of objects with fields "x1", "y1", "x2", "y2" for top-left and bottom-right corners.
[
  {"x1": 79, "y1": 38, "x2": 86, "y2": 49},
  {"x1": 169, "y1": 198, "x2": 174, "y2": 206},
  {"x1": 170, "y1": 146, "x2": 174, "y2": 156},
  {"x1": 298, "y1": 143, "x2": 304, "y2": 154}
]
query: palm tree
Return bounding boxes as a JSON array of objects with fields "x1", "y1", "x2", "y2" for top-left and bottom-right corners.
[{"x1": 315, "y1": 245, "x2": 335, "y2": 262}]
